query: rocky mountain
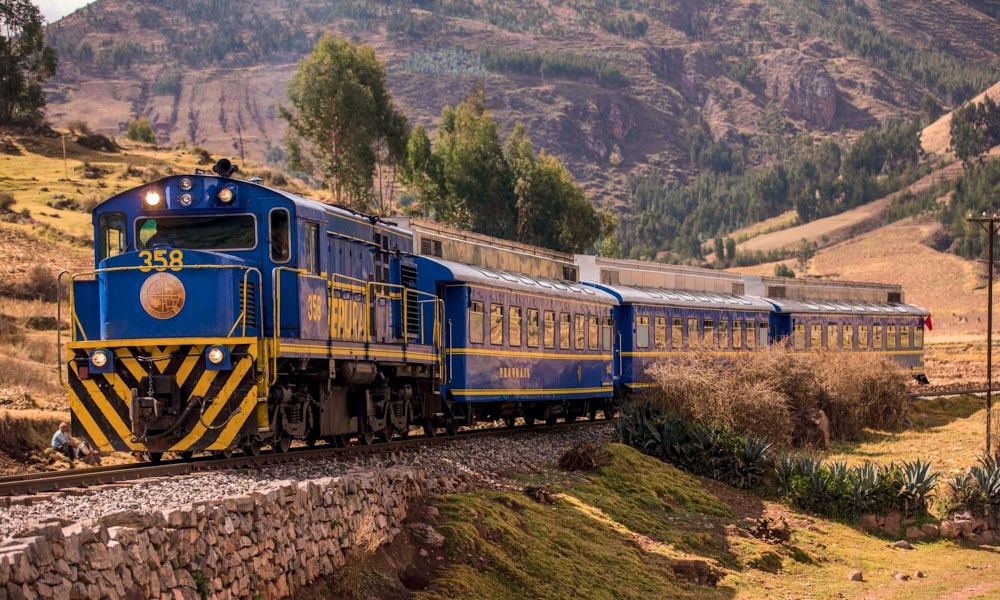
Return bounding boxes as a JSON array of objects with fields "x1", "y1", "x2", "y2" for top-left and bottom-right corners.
[{"x1": 42, "y1": 0, "x2": 1000, "y2": 203}]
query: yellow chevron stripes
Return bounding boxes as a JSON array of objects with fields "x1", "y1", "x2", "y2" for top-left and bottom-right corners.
[
  {"x1": 68, "y1": 340, "x2": 260, "y2": 453},
  {"x1": 171, "y1": 354, "x2": 254, "y2": 451}
]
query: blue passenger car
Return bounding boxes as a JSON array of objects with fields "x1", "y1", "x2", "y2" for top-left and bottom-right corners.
[
  {"x1": 416, "y1": 257, "x2": 617, "y2": 425},
  {"x1": 766, "y1": 298, "x2": 929, "y2": 377},
  {"x1": 587, "y1": 284, "x2": 773, "y2": 391}
]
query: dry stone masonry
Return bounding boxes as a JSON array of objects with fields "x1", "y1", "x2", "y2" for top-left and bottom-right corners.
[{"x1": 1, "y1": 468, "x2": 426, "y2": 600}]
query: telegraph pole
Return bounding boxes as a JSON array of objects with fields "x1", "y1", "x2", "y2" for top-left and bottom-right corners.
[{"x1": 969, "y1": 214, "x2": 999, "y2": 457}]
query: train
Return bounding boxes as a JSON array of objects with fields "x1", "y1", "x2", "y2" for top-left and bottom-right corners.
[{"x1": 58, "y1": 160, "x2": 930, "y2": 460}]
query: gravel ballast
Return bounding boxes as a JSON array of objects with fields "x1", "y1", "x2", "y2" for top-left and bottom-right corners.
[{"x1": 0, "y1": 423, "x2": 613, "y2": 540}]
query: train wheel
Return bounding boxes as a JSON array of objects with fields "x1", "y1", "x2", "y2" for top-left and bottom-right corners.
[
  {"x1": 377, "y1": 429, "x2": 391, "y2": 444},
  {"x1": 588, "y1": 404, "x2": 598, "y2": 421},
  {"x1": 146, "y1": 452, "x2": 163, "y2": 465},
  {"x1": 361, "y1": 430, "x2": 376, "y2": 445},
  {"x1": 545, "y1": 414, "x2": 558, "y2": 427},
  {"x1": 422, "y1": 419, "x2": 436, "y2": 438},
  {"x1": 213, "y1": 449, "x2": 234, "y2": 460},
  {"x1": 604, "y1": 401, "x2": 616, "y2": 419},
  {"x1": 242, "y1": 440, "x2": 261, "y2": 457},
  {"x1": 565, "y1": 413, "x2": 576, "y2": 424},
  {"x1": 179, "y1": 451, "x2": 194, "y2": 461},
  {"x1": 273, "y1": 435, "x2": 291, "y2": 454},
  {"x1": 504, "y1": 415, "x2": 516, "y2": 428},
  {"x1": 445, "y1": 419, "x2": 459, "y2": 436}
]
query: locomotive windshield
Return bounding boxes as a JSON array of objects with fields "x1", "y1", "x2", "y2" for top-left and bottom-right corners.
[{"x1": 136, "y1": 215, "x2": 257, "y2": 251}]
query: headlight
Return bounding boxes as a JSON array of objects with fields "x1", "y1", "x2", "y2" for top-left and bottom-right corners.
[
  {"x1": 218, "y1": 188, "x2": 234, "y2": 203},
  {"x1": 179, "y1": 177, "x2": 193, "y2": 191},
  {"x1": 90, "y1": 351, "x2": 108, "y2": 368},
  {"x1": 207, "y1": 347, "x2": 225, "y2": 364},
  {"x1": 178, "y1": 193, "x2": 193, "y2": 206},
  {"x1": 144, "y1": 191, "x2": 161, "y2": 207}
]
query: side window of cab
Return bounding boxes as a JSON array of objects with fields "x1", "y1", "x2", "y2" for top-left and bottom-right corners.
[
  {"x1": 269, "y1": 209, "x2": 291, "y2": 263},
  {"x1": 98, "y1": 212, "x2": 127, "y2": 261}
]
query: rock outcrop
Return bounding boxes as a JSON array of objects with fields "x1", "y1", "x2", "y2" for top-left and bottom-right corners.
[{"x1": 760, "y1": 49, "x2": 838, "y2": 128}]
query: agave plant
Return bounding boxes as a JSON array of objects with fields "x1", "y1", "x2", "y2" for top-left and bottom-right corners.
[
  {"x1": 730, "y1": 436, "x2": 773, "y2": 489},
  {"x1": 848, "y1": 462, "x2": 881, "y2": 514},
  {"x1": 971, "y1": 455, "x2": 1000, "y2": 515},
  {"x1": 899, "y1": 459, "x2": 940, "y2": 516},
  {"x1": 773, "y1": 453, "x2": 798, "y2": 497}
]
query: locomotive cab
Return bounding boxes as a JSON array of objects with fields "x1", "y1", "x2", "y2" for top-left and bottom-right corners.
[{"x1": 63, "y1": 162, "x2": 294, "y2": 457}]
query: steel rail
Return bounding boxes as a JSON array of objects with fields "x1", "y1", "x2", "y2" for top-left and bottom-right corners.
[
  {"x1": 909, "y1": 387, "x2": 989, "y2": 399},
  {"x1": 0, "y1": 418, "x2": 609, "y2": 498}
]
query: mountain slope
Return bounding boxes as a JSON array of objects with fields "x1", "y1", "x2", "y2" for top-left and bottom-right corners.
[{"x1": 42, "y1": 0, "x2": 1000, "y2": 203}]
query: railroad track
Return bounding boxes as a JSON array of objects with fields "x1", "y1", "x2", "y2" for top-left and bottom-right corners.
[
  {"x1": 909, "y1": 387, "x2": 989, "y2": 399},
  {"x1": 0, "y1": 418, "x2": 610, "y2": 499}
]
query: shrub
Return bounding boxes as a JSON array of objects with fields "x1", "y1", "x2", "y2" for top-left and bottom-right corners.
[
  {"x1": 126, "y1": 117, "x2": 156, "y2": 144},
  {"x1": 0, "y1": 191, "x2": 14, "y2": 211},
  {"x1": 644, "y1": 345, "x2": 909, "y2": 445},
  {"x1": 557, "y1": 444, "x2": 611, "y2": 471},
  {"x1": 76, "y1": 133, "x2": 118, "y2": 152}
]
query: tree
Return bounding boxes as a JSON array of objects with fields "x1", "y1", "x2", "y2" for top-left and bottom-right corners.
[
  {"x1": 950, "y1": 95, "x2": 1000, "y2": 168},
  {"x1": 279, "y1": 35, "x2": 408, "y2": 213},
  {"x1": 430, "y1": 86, "x2": 516, "y2": 238},
  {"x1": 0, "y1": 0, "x2": 57, "y2": 125},
  {"x1": 403, "y1": 89, "x2": 605, "y2": 253}
]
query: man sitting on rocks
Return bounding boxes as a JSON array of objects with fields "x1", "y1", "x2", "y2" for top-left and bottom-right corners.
[{"x1": 51, "y1": 422, "x2": 75, "y2": 466}]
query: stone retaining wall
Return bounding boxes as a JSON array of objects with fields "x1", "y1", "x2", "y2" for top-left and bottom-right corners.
[{"x1": 0, "y1": 468, "x2": 427, "y2": 600}]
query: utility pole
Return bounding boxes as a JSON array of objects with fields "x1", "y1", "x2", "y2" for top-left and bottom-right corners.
[{"x1": 969, "y1": 214, "x2": 1000, "y2": 457}]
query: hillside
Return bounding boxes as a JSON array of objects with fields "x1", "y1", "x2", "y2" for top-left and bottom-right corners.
[{"x1": 41, "y1": 0, "x2": 1000, "y2": 206}]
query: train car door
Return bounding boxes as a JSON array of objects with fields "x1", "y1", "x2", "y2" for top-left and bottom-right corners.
[{"x1": 298, "y1": 221, "x2": 328, "y2": 340}]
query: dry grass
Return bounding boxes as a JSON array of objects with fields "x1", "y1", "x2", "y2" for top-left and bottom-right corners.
[
  {"x1": 0, "y1": 409, "x2": 64, "y2": 460},
  {"x1": 644, "y1": 346, "x2": 909, "y2": 445}
]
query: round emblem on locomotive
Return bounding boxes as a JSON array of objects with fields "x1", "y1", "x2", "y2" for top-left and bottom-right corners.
[{"x1": 140, "y1": 273, "x2": 186, "y2": 319}]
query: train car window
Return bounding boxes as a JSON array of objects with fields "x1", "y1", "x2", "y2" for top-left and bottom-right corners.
[
  {"x1": 636, "y1": 316, "x2": 650, "y2": 349},
  {"x1": 887, "y1": 325, "x2": 896, "y2": 349},
  {"x1": 560, "y1": 313, "x2": 572, "y2": 350},
  {"x1": 810, "y1": 324, "x2": 823, "y2": 349},
  {"x1": 746, "y1": 322, "x2": 756, "y2": 348},
  {"x1": 269, "y1": 209, "x2": 291, "y2": 263},
  {"x1": 858, "y1": 325, "x2": 869, "y2": 349},
  {"x1": 510, "y1": 306, "x2": 522, "y2": 347},
  {"x1": 672, "y1": 317, "x2": 683, "y2": 349},
  {"x1": 654, "y1": 317, "x2": 667, "y2": 349},
  {"x1": 844, "y1": 325, "x2": 854, "y2": 349},
  {"x1": 719, "y1": 319, "x2": 729, "y2": 349},
  {"x1": 828, "y1": 324, "x2": 839, "y2": 349},
  {"x1": 703, "y1": 319, "x2": 716, "y2": 348},
  {"x1": 686, "y1": 318, "x2": 698, "y2": 346},
  {"x1": 304, "y1": 222, "x2": 320, "y2": 274},
  {"x1": 98, "y1": 212, "x2": 127, "y2": 260},
  {"x1": 544, "y1": 311, "x2": 555, "y2": 348},
  {"x1": 575, "y1": 314, "x2": 586, "y2": 350},
  {"x1": 873, "y1": 325, "x2": 883, "y2": 349},
  {"x1": 794, "y1": 324, "x2": 806, "y2": 350},
  {"x1": 589, "y1": 315, "x2": 599, "y2": 350},
  {"x1": 733, "y1": 320, "x2": 743, "y2": 349},
  {"x1": 137, "y1": 215, "x2": 256, "y2": 251},
  {"x1": 491, "y1": 304, "x2": 504, "y2": 345},
  {"x1": 915, "y1": 325, "x2": 924, "y2": 349},
  {"x1": 469, "y1": 301, "x2": 484, "y2": 344},
  {"x1": 603, "y1": 317, "x2": 613, "y2": 350},
  {"x1": 527, "y1": 309, "x2": 540, "y2": 348},
  {"x1": 901, "y1": 325, "x2": 910, "y2": 348}
]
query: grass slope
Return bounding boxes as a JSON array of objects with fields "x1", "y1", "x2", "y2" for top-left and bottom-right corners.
[{"x1": 411, "y1": 443, "x2": 1000, "y2": 600}]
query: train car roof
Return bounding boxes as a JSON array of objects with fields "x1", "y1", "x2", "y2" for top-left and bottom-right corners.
[
  {"x1": 416, "y1": 256, "x2": 617, "y2": 305},
  {"x1": 764, "y1": 297, "x2": 930, "y2": 317},
  {"x1": 585, "y1": 282, "x2": 774, "y2": 311}
]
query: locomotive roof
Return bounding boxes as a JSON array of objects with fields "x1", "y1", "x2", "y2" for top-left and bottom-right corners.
[
  {"x1": 416, "y1": 257, "x2": 617, "y2": 305},
  {"x1": 586, "y1": 283, "x2": 773, "y2": 311},
  {"x1": 763, "y1": 297, "x2": 930, "y2": 317}
]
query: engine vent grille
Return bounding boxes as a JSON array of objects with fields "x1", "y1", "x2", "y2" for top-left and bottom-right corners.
[
  {"x1": 420, "y1": 237, "x2": 443, "y2": 257},
  {"x1": 239, "y1": 281, "x2": 258, "y2": 329}
]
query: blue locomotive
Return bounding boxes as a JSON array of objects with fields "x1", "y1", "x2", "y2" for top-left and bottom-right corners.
[{"x1": 60, "y1": 162, "x2": 928, "y2": 458}]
